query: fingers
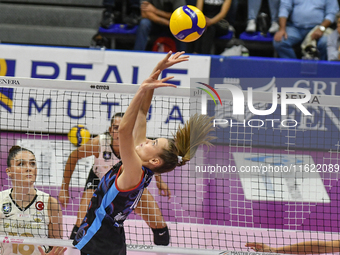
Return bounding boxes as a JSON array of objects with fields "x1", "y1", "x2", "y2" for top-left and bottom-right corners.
[
  {"x1": 161, "y1": 75, "x2": 174, "y2": 83},
  {"x1": 56, "y1": 247, "x2": 67, "y2": 255},
  {"x1": 245, "y1": 242, "x2": 264, "y2": 252},
  {"x1": 58, "y1": 195, "x2": 68, "y2": 208},
  {"x1": 165, "y1": 51, "x2": 173, "y2": 59},
  {"x1": 151, "y1": 70, "x2": 162, "y2": 79},
  {"x1": 38, "y1": 246, "x2": 67, "y2": 255},
  {"x1": 171, "y1": 51, "x2": 189, "y2": 61},
  {"x1": 171, "y1": 51, "x2": 184, "y2": 59},
  {"x1": 167, "y1": 190, "x2": 172, "y2": 200},
  {"x1": 158, "y1": 189, "x2": 171, "y2": 199},
  {"x1": 168, "y1": 51, "x2": 188, "y2": 60},
  {"x1": 52, "y1": 247, "x2": 67, "y2": 255},
  {"x1": 38, "y1": 246, "x2": 45, "y2": 255},
  {"x1": 245, "y1": 242, "x2": 255, "y2": 247}
]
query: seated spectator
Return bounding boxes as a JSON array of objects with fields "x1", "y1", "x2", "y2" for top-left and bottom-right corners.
[
  {"x1": 101, "y1": 0, "x2": 140, "y2": 28},
  {"x1": 327, "y1": 11, "x2": 340, "y2": 60},
  {"x1": 273, "y1": 0, "x2": 339, "y2": 60},
  {"x1": 133, "y1": 0, "x2": 186, "y2": 51},
  {"x1": 245, "y1": 0, "x2": 280, "y2": 33},
  {"x1": 187, "y1": 0, "x2": 232, "y2": 54},
  {"x1": 226, "y1": 0, "x2": 239, "y2": 32}
]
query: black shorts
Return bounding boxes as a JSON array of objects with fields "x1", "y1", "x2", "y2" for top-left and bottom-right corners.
[
  {"x1": 78, "y1": 226, "x2": 126, "y2": 255},
  {"x1": 84, "y1": 168, "x2": 101, "y2": 191}
]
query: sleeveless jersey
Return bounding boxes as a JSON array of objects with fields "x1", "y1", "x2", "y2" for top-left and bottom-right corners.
[
  {"x1": 73, "y1": 161, "x2": 154, "y2": 255},
  {"x1": 93, "y1": 133, "x2": 120, "y2": 179},
  {"x1": 0, "y1": 189, "x2": 50, "y2": 255}
]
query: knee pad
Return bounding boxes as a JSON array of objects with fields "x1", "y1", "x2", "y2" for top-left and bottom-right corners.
[
  {"x1": 69, "y1": 224, "x2": 79, "y2": 240},
  {"x1": 151, "y1": 226, "x2": 170, "y2": 246}
]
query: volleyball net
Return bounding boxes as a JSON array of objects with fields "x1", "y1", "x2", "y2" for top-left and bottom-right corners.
[{"x1": 0, "y1": 77, "x2": 340, "y2": 255}]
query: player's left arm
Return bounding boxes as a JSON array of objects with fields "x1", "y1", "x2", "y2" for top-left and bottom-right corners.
[
  {"x1": 48, "y1": 196, "x2": 63, "y2": 239},
  {"x1": 205, "y1": 0, "x2": 231, "y2": 26}
]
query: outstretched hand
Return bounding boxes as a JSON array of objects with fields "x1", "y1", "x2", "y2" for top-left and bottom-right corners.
[
  {"x1": 245, "y1": 242, "x2": 275, "y2": 253},
  {"x1": 153, "y1": 51, "x2": 189, "y2": 75},
  {"x1": 141, "y1": 70, "x2": 177, "y2": 90},
  {"x1": 38, "y1": 246, "x2": 67, "y2": 255}
]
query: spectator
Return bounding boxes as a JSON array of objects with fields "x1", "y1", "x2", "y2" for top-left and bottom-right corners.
[
  {"x1": 246, "y1": 0, "x2": 280, "y2": 33},
  {"x1": 101, "y1": 0, "x2": 140, "y2": 28},
  {"x1": 273, "y1": 0, "x2": 339, "y2": 60},
  {"x1": 327, "y1": 11, "x2": 340, "y2": 60},
  {"x1": 188, "y1": 0, "x2": 232, "y2": 54},
  {"x1": 133, "y1": 0, "x2": 186, "y2": 51},
  {"x1": 226, "y1": 0, "x2": 239, "y2": 32}
]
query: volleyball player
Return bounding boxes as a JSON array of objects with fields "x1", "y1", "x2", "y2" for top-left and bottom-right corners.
[
  {"x1": 59, "y1": 112, "x2": 171, "y2": 245},
  {"x1": 72, "y1": 51, "x2": 215, "y2": 255},
  {"x1": 0, "y1": 146, "x2": 63, "y2": 255},
  {"x1": 246, "y1": 240, "x2": 340, "y2": 254}
]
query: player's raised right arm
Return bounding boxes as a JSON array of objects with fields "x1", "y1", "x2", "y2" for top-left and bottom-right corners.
[
  {"x1": 133, "y1": 51, "x2": 189, "y2": 144},
  {"x1": 117, "y1": 71, "x2": 176, "y2": 190},
  {"x1": 58, "y1": 137, "x2": 100, "y2": 207}
]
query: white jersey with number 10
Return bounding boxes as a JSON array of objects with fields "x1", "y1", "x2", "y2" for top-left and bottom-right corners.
[{"x1": 0, "y1": 189, "x2": 50, "y2": 255}]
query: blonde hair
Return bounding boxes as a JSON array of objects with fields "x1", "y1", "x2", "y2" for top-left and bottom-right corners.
[{"x1": 153, "y1": 114, "x2": 215, "y2": 174}]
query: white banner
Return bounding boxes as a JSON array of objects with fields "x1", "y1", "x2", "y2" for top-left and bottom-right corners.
[
  {"x1": 0, "y1": 85, "x2": 190, "y2": 136},
  {"x1": 0, "y1": 44, "x2": 210, "y2": 87}
]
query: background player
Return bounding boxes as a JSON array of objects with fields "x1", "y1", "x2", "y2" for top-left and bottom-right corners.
[
  {"x1": 0, "y1": 146, "x2": 63, "y2": 255},
  {"x1": 59, "y1": 113, "x2": 171, "y2": 245},
  {"x1": 246, "y1": 240, "x2": 340, "y2": 254},
  {"x1": 73, "y1": 51, "x2": 215, "y2": 255}
]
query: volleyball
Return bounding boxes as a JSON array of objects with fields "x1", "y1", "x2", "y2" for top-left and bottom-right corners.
[
  {"x1": 169, "y1": 5, "x2": 206, "y2": 42},
  {"x1": 68, "y1": 125, "x2": 91, "y2": 147}
]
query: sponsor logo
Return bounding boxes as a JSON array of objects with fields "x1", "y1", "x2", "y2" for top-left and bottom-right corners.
[
  {"x1": 0, "y1": 59, "x2": 16, "y2": 76},
  {"x1": 103, "y1": 151, "x2": 112, "y2": 160},
  {"x1": 4, "y1": 222, "x2": 42, "y2": 230},
  {"x1": 0, "y1": 79, "x2": 20, "y2": 85},
  {"x1": 2, "y1": 203, "x2": 12, "y2": 214},
  {"x1": 114, "y1": 212, "x2": 127, "y2": 222},
  {"x1": 0, "y1": 88, "x2": 14, "y2": 113},
  {"x1": 86, "y1": 182, "x2": 93, "y2": 189},
  {"x1": 90, "y1": 85, "x2": 109, "y2": 90},
  {"x1": 35, "y1": 201, "x2": 44, "y2": 211},
  {"x1": 34, "y1": 212, "x2": 44, "y2": 223}
]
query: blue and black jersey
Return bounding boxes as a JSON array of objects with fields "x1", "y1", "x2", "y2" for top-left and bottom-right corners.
[{"x1": 73, "y1": 161, "x2": 154, "y2": 255}]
